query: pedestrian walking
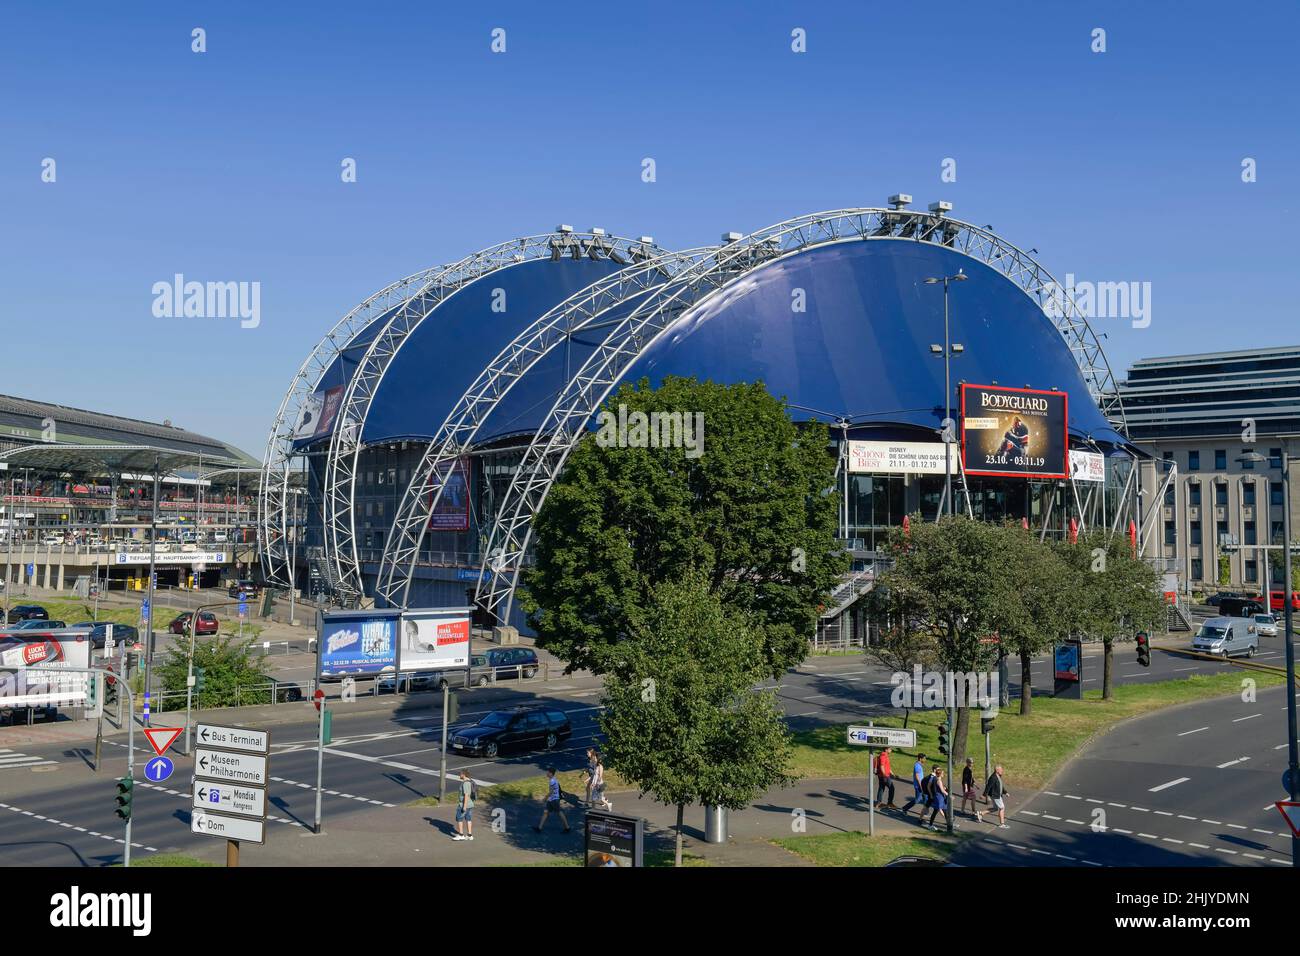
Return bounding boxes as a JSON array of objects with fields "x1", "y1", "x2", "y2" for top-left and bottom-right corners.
[
  {"x1": 591, "y1": 755, "x2": 612, "y2": 811},
  {"x1": 959, "y1": 757, "x2": 979, "y2": 820},
  {"x1": 983, "y1": 764, "x2": 1010, "y2": 828},
  {"x1": 874, "y1": 746, "x2": 896, "y2": 808},
  {"x1": 899, "y1": 753, "x2": 927, "y2": 816},
  {"x1": 926, "y1": 767, "x2": 948, "y2": 831},
  {"x1": 533, "y1": 767, "x2": 571, "y2": 834},
  {"x1": 583, "y1": 747, "x2": 599, "y2": 806},
  {"x1": 452, "y1": 768, "x2": 475, "y2": 841}
]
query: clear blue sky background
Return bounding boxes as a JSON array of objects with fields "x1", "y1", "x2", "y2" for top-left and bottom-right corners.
[{"x1": 1, "y1": 0, "x2": 1295, "y2": 459}]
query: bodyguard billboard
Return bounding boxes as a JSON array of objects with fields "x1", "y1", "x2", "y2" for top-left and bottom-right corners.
[
  {"x1": 317, "y1": 610, "x2": 399, "y2": 678},
  {"x1": 398, "y1": 609, "x2": 472, "y2": 673},
  {"x1": 960, "y1": 384, "x2": 1068, "y2": 479}
]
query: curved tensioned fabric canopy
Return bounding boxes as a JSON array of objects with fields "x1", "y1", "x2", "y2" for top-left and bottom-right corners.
[
  {"x1": 376, "y1": 207, "x2": 1126, "y2": 619},
  {"x1": 259, "y1": 264, "x2": 447, "y2": 585},
  {"x1": 314, "y1": 232, "x2": 663, "y2": 601}
]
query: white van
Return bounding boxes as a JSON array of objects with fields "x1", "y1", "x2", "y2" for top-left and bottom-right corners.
[{"x1": 1191, "y1": 616, "x2": 1259, "y2": 658}]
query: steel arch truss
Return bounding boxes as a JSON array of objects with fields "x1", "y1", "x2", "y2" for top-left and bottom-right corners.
[
  {"x1": 465, "y1": 207, "x2": 1128, "y2": 623},
  {"x1": 258, "y1": 265, "x2": 448, "y2": 585},
  {"x1": 322, "y1": 231, "x2": 664, "y2": 604},
  {"x1": 373, "y1": 247, "x2": 714, "y2": 608}
]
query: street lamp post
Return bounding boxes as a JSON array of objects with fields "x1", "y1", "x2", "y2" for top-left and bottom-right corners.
[
  {"x1": 1240, "y1": 450, "x2": 1297, "y2": 867},
  {"x1": 926, "y1": 271, "x2": 967, "y2": 517}
]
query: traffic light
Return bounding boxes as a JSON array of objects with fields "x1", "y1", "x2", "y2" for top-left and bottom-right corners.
[
  {"x1": 981, "y1": 716, "x2": 995, "y2": 735},
  {"x1": 1135, "y1": 631, "x2": 1151, "y2": 668},
  {"x1": 114, "y1": 777, "x2": 134, "y2": 821},
  {"x1": 448, "y1": 689, "x2": 459, "y2": 723},
  {"x1": 193, "y1": 667, "x2": 207, "y2": 693},
  {"x1": 937, "y1": 721, "x2": 951, "y2": 757},
  {"x1": 104, "y1": 675, "x2": 118, "y2": 707}
]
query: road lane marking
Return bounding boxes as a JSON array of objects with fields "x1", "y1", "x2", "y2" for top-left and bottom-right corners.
[
  {"x1": 1232, "y1": 713, "x2": 1261, "y2": 723},
  {"x1": 1177, "y1": 727, "x2": 1209, "y2": 736},
  {"x1": 0, "y1": 801, "x2": 157, "y2": 853},
  {"x1": 1148, "y1": 777, "x2": 1189, "y2": 792},
  {"x1": 1216, "y1": 757, "x2": 1250, "y2": 768}
]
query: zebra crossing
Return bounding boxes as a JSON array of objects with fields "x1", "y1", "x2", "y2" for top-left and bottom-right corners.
[{"x1": 0, "y1": 747, "x2": 57, "y2": 770}]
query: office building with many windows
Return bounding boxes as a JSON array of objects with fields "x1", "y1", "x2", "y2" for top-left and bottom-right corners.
[{"x1": 1118, "y1": 346, "x2": 1300, "y2": 595}]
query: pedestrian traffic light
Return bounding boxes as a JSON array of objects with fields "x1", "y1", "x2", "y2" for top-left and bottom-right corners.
[
  {"x1": 193, "y1": 667, "x2": 207, "y2": 693},
  {"x1": 981, "y1": 717, "x2": 995, "y2": 735},
  {"x1": 114, "y1": 777, "x2": 133, "y2": 821},
  {"x1": 1135, "y1": 631, "x2": 1151, "y2": 667},
  {"x1": 938, "y1": 721, "x2": 951, "y2": 757},
  {"x1": 104, "y1": 675, "x2": 118, "y2": 707}
]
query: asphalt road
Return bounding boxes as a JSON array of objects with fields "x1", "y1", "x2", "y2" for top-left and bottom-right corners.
[
  {"x1": 954, "y1": 683, "x2": 1296, "y2": 867},
  {"x1": 1, "y1": 629, "x2": 1294, "y2": 867}
]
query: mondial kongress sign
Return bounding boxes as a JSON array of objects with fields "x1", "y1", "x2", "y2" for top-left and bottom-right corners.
[{"x1": 960, "y1": 384, "x2": 1069, "y2": 479}]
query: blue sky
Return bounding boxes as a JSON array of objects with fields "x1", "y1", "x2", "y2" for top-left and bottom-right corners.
[{"x1": 1, "y1": 0, "x2": 1295, "y2": 458}]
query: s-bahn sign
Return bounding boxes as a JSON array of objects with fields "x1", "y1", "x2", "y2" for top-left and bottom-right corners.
[{"x1": 960, "y1": 384, "x2": 1068, "y2": 480}]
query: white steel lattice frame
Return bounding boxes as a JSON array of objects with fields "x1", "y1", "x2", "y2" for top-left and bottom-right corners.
[
  {"x1": 258, "y1": 265, "x2": 447, "y2": 585},
  {"x1": 459, "y1": 208, "x2": 1128, "y2": 623},
  {"x1": 374, "y1": 247, "x2": 716, "y2": 608},
  {"x1": 321, "y1": 231, "x2": 664, "y2": 603}
]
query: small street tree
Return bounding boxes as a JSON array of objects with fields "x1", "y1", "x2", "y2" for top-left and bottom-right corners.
[
  {"x1": 1058, "y1": 531, "x2": 1165, "y2": 699},
  {"x1": 870, "y1": 515, "x2": 1005, "y2": 768},
  {"x1": 995, "y1": 523, "x2": 1074, "y2": 715},
  {"x1": 599, "y1": 574, "x2": 793, "y2": 866}
]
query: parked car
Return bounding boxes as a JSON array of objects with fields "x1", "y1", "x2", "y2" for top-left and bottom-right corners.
[
  {"x1": 449, "y1": 705, "x2": 572, "y2": 758},
  {"x1": 466, "y1": 647, "x2": 540, "y2": 686},
  {"x1": 8, "y1": 619, "x2": 66, "y2": 631},
  {"x1": 1191, "y1": 616, "x2": 1258, "y2": 658},
  {"x1": 6, "y1": 605, "x2": 48, "y2": 624},
  {"x1": 74, "y1": 621, "x2": 139, "y2": 650},
  {"x1": 228, "y1": 580, "x2": 261, "y2": 599},
  {"x1": 270, "y1": 678, "x2": 304, "y2": 703},
  {"x1": 1205, "y1": 591, "x2": 1255, "y2": 608},
  {"x1": 377, "y1": 670, "x2": 445, "y2": 694},
  {"x1": 1219, "y1": 597, "x2": 1266, "y2": 618},
  {"x1": 1253, "y1": 614, "x2": 1279, "y2": 638},
  {"x1": 168, "y1": 611, "x2": 219, "y2": 636}
]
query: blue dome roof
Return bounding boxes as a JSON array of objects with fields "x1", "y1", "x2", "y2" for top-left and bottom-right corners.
[{"x1": 631, "y1": 239, "x2": 1122, "y2": 444}]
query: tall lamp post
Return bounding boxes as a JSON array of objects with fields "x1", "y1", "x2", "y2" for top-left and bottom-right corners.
[
  {"x1": 1239, "y1": 450, "x2": 1297, "y2": 867},
  {"x1": 925, "y1": 270, "x2": 967, "y2": 516}
]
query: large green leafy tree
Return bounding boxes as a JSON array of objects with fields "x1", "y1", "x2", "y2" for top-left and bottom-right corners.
[
  {"x1": 599, "y1": 574, "x2": 793, "y2": 866},
  {"x1": 1057, "y1": 531, "x2": 1165, "y2": 699},
  {"x1": 154, "y1": 635, "x2": 271, "y2": 710},
  {"x1": 521, "y1": 376, "x2": 845, "y2": 679}
]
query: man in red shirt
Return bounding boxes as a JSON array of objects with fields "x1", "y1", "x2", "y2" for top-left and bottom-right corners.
[{"x1": 874, "y1": 746, "x2": 897, "y2": 808}]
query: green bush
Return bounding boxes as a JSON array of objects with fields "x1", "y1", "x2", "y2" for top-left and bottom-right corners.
[{"x1": 153, "y1": 635, "x2": 272, "y2": 711}]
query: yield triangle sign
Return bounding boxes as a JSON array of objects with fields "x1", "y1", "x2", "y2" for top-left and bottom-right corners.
[
  {"x1": 144, "y1": 727, "x2": 183, "y2": 757},
  {"x1": 1276, "y1": 801, "x2": 1300, "y2": 838}
]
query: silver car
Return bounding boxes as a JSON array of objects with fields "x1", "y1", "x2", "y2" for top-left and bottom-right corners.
[{"x1": 1253, "y1": 613, "x2": 1278, "y2": 638}]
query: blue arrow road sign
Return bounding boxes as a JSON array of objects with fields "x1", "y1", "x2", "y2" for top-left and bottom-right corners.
[
  {"x1": 145, "y1": 756, "x2": 174, "y2": 783},
  {"x1": 26, "y1": 563, "x2": 33, "y2": 576}
]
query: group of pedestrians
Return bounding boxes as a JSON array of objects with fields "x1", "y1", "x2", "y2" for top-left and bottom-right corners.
[
  {"x1": 454, "y1": 747, "x2": 614, "y2": 842},
  {"x1": 871, "y1": 746, "x2": 1010, "y2": 831}
]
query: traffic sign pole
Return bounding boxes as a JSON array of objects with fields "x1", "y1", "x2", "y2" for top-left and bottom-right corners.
[
  {"x1": 867, "y1": 721, "x2": 875, "y2": 838},
  {"x1": 314, "y1": 692, "x2": 326, "y2": 834}
]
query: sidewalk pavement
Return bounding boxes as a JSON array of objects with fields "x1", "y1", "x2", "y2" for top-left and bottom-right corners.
[{"x1": 176, "y1": 775, "x2": 979, "y2": 867}]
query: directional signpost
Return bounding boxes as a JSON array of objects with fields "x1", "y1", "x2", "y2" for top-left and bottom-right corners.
[
  {"x1": 847, "y1": 725, "x2": 918, "y2": 837},
  {"x1": 847, "y1": 726, "x2": 917, "y2": 749},
  {"x1": 192, "y1": 722, "x2": 271, "y2": 863}
]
